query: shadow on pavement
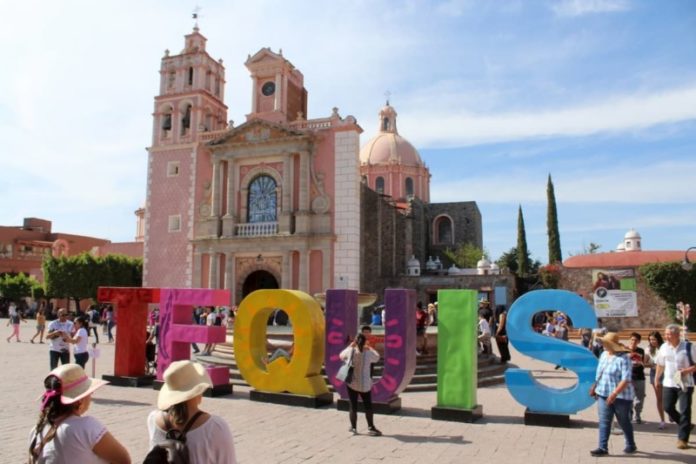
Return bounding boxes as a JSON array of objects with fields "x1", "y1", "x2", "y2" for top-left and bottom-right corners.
[
  {"x1": 93, "y1": 398, "x2": 151, "y2": 407},
  {"x1": 388, "y1": 434, "x2": 470, "y2": 445}
]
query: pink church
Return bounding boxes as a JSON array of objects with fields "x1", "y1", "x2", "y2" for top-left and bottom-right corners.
[{"x1": 144, "y1": 27, "x2": 362, "y2": 301}]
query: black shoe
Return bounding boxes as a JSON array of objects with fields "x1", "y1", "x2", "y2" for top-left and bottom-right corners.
[
  {"x1": 623, "y1": 446, "x2": 637, "y2": 454},
  {"x1": 349, "y1": 427, "x2": 358, "y2": 435},
  {"x1": 368, "y1": 426, "x2": 382, "y2": 437},
  {"x1": 590, "y1": 448, "x2": 608, "y2": 457}
]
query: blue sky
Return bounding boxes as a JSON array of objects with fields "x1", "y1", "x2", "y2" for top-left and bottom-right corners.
[{"x1": 1, "y1": 0, "x2": 695, "y2": 263}]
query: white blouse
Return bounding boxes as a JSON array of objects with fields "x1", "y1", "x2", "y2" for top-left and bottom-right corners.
[
  {"x1": 29, "y1": 415, "x2": 108, "y2": 464},
  {"x1": 147, "y1": 410, "x2": 237, "y2": 464}
]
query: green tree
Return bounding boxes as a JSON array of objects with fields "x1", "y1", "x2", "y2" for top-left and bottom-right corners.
[
  {"x1": 443, "y1": 243, "x2": 488, "y2": 268},
  {"x1": 43, "y1": 252, "x2": 143, "y2": 308},
  {"x1": 0, "y1": 273, "x2": 42, "y2": 303},
  {"x1": 640, "y1": 262, "x2": 696, "y2": 331},
  {"x1": 547, "y1": 174, "x2": 562, "y2": 264},
  {"x1": 517, "y1": 205, "x2": 529, "y2": 276},
  {"x1": 496, "y1": 247, "x2": 541, "y2": 275}
]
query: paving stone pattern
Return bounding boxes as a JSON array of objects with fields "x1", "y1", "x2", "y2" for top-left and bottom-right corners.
[{"x1": 1, "y1": 319, "x2": 693, "y2": 463}]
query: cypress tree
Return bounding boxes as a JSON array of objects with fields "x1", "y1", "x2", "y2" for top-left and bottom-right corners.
[
  {"x1": 547, "y1": 174, "x2": 562, "y2": 264},
  {"x1": 517, "y1": 205, "x2": 529, "y2": 276}
]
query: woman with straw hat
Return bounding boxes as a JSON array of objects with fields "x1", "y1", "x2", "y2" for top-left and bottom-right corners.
[
  {"x1": 589, "y1": 332, "x2": 637, "y2": 457},
  {"x1": 147, "y1": 360, "x2": 237, "y2": 463},
  {"x1": 28, "y1": 364, "x2": 131, "y2": 463}
]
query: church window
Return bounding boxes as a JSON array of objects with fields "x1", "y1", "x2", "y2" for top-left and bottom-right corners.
[
  {"x1": 188, "y1": 67, "x2": 194, "y2": 86},
  {"x1": 247, "y1": 175, "x2": 277, "y2": 223},
  {"x1": 167, "y1": 161, "x2": 180, "y2": 177},
  {"x1": 435, "y1": 216, "x2": 453, "y2": 244},
  {"x1": 405, "y1": 177, "x2": 414, "y2": 198},
  {"x1": 376, "y1": 177, "x2": 384, "y2": 194},
  {"x1": 168, "y1": 215, "x2": 181, "y2": 232}
]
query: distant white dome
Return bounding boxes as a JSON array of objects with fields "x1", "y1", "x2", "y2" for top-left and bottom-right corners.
[
  {"x1": 477, "y1": 256, "x2": 491, "y2": 269},
  {"x1": 624, "y1": 229, "x2": 641, "y2": 240},
  {"x1": 490, "y1": 262, "x2": 500, "y2": 274},
  {"x1": 616, "y1": 242, "x2": 626, "y2": 252}
]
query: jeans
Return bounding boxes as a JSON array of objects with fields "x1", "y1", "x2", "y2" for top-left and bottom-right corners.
[
  {"x1": 74, "y1": 352, "x2": 89, "y2": 369},
  {"x1": 663, "y1": 386, "x2": 693, "y2": 441},
  {"x1": 89, "y1": 326, "x2": 99, "y2": 343},
  {"x1": 107, "y1": 320, "x2": 115, "y2": 342},
  {"x1": 346, "y1": 386, "x2": 375, "y2": 429},
  {"x1": 633, "y1": 379, "x2": 645, "y2": 419},
  {"x1": 50, "y1": 350, "x2": 70, "y2": 370},
  {"x1": 597, "y1": 396, "x2": 635, "y2": 451}
]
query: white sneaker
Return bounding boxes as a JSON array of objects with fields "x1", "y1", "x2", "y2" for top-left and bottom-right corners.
[{"x1": 658, "y1": 421, "x2": 666, "y2": 430}]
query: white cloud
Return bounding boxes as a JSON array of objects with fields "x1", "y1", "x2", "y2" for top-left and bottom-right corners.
[
  {"x1": 401, "y1": 85, "x2": 696, "y2": 147},
  {"x1": 431, "y1": 159, "x2": 696, "y2": 204},
  {"x1": 552, "y1": 0, "x2": 631, "y2": 17}
]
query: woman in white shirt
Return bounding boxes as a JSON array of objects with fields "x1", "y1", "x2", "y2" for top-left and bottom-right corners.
[
  {"x1": 28, "y1": 364, "x2": 130, "y2": 463},
  {"x1": 339, "y1": 333, "x2": 382, "y2": 436},
  {"x1": 147, "y1": 360, "x2": 237, "y2": 463},
  {"x1": 67, "y1": 316, "x2": 90, "y2": 369}
]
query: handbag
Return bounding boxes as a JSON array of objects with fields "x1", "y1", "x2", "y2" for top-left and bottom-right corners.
[
  {"x1": 336, "y1": 348, "x2": 355, "y2": 384},
  {"x1": 590, "y1": 364, "x2": 608, "y2": 399}
]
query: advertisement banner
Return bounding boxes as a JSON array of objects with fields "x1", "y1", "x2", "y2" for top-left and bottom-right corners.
[{"x1": 591, "y1": 269, "x2": 638, "y2": 317}]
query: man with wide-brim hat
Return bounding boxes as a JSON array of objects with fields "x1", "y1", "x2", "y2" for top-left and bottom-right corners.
[{"x1": 590, "y1": 332, "x2": 637, "y2": 457}]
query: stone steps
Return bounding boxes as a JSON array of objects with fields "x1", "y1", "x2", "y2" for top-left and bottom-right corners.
[{"x1": 199, "y1": 342, "x2": 507, "y2": 392}]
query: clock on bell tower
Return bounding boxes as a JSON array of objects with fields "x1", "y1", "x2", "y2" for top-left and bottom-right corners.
[{"x1": 246, "y1": 47, "x2": 308, "y2": 124}]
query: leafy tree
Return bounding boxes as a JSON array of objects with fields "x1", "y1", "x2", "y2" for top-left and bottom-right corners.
[
  {"x1": 43, "y1": 252, "x2": 143, "y2": 308},
  {"x1": 443, "y1": 243, "x2": 488, "y2": 268},
  {"x1": 0, "y1": 273, "x2": 42, "y2": 303},
  {"x1": 497, "y1": 247, "x2": 541, "y2": 275},
  {"x1": 517, "y1": 205, "x2": 529, "y2": 276},
  {"x1": 640, "y1": 262, "x2": 696, "y2": 331},
  {"x1": 547, "y1": 174, "x2": 562, "y2": 264}
]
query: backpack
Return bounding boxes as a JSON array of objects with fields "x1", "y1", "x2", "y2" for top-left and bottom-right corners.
[
  {"x1": 214, "y1": 314, "x2": 222, "y2": 326},
  {"x1": 90, "y1": 309, "x2": 101, "y2": 324},
  {"x1": 142, "y1": 411, "x2": 203, "y2": 464}
]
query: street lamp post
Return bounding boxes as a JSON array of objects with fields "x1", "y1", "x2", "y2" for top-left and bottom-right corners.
[{"x1": 681, "y1": 246, "x2": 696, "y2": 271}]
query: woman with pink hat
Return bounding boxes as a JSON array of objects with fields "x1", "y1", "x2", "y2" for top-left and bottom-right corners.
[
  {"x1": 146, "y1": 360, "x2": 237, "y2": 463},
  {"x1": 28, "y1": 364, "x2": 131, "y2": 463}
]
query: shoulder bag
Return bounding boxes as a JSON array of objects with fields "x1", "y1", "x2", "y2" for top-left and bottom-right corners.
[{"x1": 336, "y1": 348, "x2": 355, "y2": 384}]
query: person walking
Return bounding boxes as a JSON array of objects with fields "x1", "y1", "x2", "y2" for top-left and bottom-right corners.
[
  {"x1": 104, "y1": 306, "x2": 115, "y2": 343},
  {"x1": 339, "y1": 333, "x2": 382, "y2": 436},
  {"x1": 31, "y1": 309, "x2": 47, "y2": 344},
  {"x1": 6, "y1": 306, "x2": 26, "y2": 342},
  {"x1": 28, "y1": 363, "x2": 131, "y2": 463},
  {"x1": 590, "y1": 332, "x2": 637, "y2": 457},
  {"x1": 66, "y1": 316, "x2": 90, "y2": 369},
  {"x1": 146, "y1": 360, "x2": 237, "y2": 463},
  {"x1": 654, "y1": 324, "x2": 696, "y2": 450},
  {"x1": 46, "y1": 309, "x2": 74, "y2": 369},
  {"x1": 646, "y1": 330, "x2": 666, "y2": 429},
  {"x1": 495, "y1": 305, "x2": 511, "y2": 364},
  {"x1": 627, "y1": 332, "x2": 647, "y2": 424},
  {"x1": 86, "y1": 305, "x2": 100, "y2": 343}
]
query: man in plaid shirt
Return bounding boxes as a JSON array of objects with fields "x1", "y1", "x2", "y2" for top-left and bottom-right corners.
[{"x1": 591, "y1": 332, "x2": 636, "y2": 457}]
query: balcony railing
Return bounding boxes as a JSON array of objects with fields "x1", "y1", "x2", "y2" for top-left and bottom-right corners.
[{"x1": 235, "y1": 222, "x2": 278, "y2": 237}]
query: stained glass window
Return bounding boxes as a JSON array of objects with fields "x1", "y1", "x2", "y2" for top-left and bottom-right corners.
[{"x1": 248, "y1": 175, "x2": 277, "y2": 223}]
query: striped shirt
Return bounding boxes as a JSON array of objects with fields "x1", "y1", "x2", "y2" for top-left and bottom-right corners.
[{"x1": 595, "y1": 351, "x2": 635, "y2": 401}]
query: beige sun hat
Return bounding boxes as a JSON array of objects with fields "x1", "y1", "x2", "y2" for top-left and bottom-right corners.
[
  {"x1": 158, "y1": 360, "x2": 212, "y2": 410},
  {"x1": 46, "y1": 364, "x2": 108, "y2": 405},
  {"x1": 600, "y1": 332, "x2": 630, "y2": 353}
]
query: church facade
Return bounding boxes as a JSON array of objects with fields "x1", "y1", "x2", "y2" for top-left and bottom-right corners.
[{"x1": 143, "y1": 28, "x2": 488, "y2": 305}]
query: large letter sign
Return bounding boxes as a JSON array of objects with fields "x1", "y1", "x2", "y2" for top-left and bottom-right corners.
[
  {"x1": 505, "y1": 290, "x2": 598, "y2": 414},
  {"x1": 233, "y1": 289, "x2": 328, "y2": 396},
  {"x1": 325, "y1": 289, "x2": 417, "y2": 404},
  {"x1": 435, "y1": 289, "x2": 479, "y2": 411}
]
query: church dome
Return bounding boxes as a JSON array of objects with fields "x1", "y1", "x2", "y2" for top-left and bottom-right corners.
[
  {"x1": 624, "y1": 229, "x2": 641, "y2": 240},
  {"x1": 360, "y1": 133, "x2": 423, "y2": 166},
  {"x1": 359, "y1": 103, "x2": 423, "y2": 167}
]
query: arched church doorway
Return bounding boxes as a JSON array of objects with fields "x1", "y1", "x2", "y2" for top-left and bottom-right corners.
[
  {"x1": 242, "y1": 271, "x2": 287, "y2": 326},
  {"x1": 242, "y1": 270, "x2": 279, "y2": 297}
]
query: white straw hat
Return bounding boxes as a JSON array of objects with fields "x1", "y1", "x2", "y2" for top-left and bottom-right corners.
[
  {"x1": 158, "y1": 361, "x2": 212, "y2": 410},
  {"x1": 46, "y1": 363, "x2": 108, "y2": 405}
]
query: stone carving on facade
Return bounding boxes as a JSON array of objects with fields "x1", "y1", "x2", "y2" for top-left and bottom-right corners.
[
  {"x1": 235, "y1": 256, "x2": 282, "y2": 290},
  {"x1": 198, "y1": 180, "x2": 212, "y2": 217},
  {"x1": 308, "y1": 145, "x2": 330, "y2": 214}
]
